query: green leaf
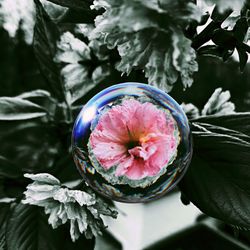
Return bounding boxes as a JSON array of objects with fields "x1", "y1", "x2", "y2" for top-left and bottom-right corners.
[
  {"x1": 197, "y1": 45, "x2": 234, "y2": 61},
  {"x1": 58, "y1": 8, "x2": 97, "y2": 23},
  {"x1": 181, "y1": 103, "x2": 200, "y2": 120},
  {"x1": 23, "y1": 173, "x2": 117, "y2": 241},
  {"x1": 0, "y1": 156, "x2": 22, "y2": 178},
  {"x1": 201, "y1": 88, "x2": 235, "y2": 116},
  {"x1": 6, "y1": 204, "x2": 59, "y2": 250},
  {"x1": 33, "y1": 0, "x2": 66, "y2": 102},
  {"x1": 0, "y1": 0, "x2": 36, "y2": 44},
  {"x1": 211, "y1": 29, "x2": 236, "y2": 50},
  {"x1": 94, "y1": 233, "x2": 122, "y2": 250},
  {"x1": 17, "y1": 89, "x2": 51, "y2": 100},
  {"x1": 179, "y1": 116, "x2": 250, "y2": 228},
  {"x1": 0, "y1": 97, "x2": 47, "y2": 120},
  {"x1": 191, "y1": 112, "x2": 250, "y2": 135},
  {"x1": 0, "y1": 122, "x2": 62, "y2": 172},
  {"x1": 0, "y1": 204, "x2": 10, "y2": 250},
  {"x1": 46, "y1": 0, "x2": 91, "y2": 10},
  {"x1": 205, "y1": 0, "x2": 245, "y2": 13},
  {"x1": 172, "y1": 31, "x2": 198, "y2": 89},
  {"x1": 90, "y1": 0, "x2": 201, "y2": 92},
  {"x1": 55, "y1": 31, "x2": 107, "y2": 104},
  {"x1": 236, "y1": 46, "x2": 248, "y2": 72},
  {"x1": 233, "y1": 17, "x2": 248, "y2": 42}
]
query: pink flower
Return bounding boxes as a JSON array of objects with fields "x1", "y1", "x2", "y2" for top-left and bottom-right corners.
[{"x1": 89, "y1": 99, "x2": 179, "y2": 180}]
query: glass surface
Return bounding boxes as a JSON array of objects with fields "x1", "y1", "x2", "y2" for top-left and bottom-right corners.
[{"x1": 72, "y1": 82, "x2": 192, "y2": 203}]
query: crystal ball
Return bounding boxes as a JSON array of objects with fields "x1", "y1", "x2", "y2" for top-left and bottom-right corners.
[{"x1": 72, "y1": 82, "x2": 192, "y2": 203}]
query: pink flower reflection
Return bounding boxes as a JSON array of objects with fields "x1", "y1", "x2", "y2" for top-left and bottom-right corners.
[{"x1": 89, "y1": 99, "x2": 179, "y2": 180}]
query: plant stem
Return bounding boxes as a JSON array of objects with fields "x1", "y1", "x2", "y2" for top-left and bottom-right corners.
[{"x1": 192, "y1": 8, "x2": 233, "y2": 49}]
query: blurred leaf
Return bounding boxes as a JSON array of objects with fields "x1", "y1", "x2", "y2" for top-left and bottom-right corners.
[
  {"x1": 191, "y1": 112, "x2": 250, "y2": 135},
  {"x1": 17, "y1": 89, "x2": 51, "y2": 99},
  {"x1": 0, "y1": 122, "x2": 62, "y2": 172},
  {"x1": 221, "y1": 11, "x2": 241, "y2": 30},
  {"x1": 33, "y1": 0, "x2": 66, "y2": 102},
  {"x1": 233, "y1": 17, "x2": 248, "y2": 42},
  {"x1": 0, "y1": 204, "x2": 10, "y2": 250},
  {"x1": 41, "y1": 1, "x2": 68, "y2": 21},
  {"x1": 94, "y1": 233, "x2": 121, "y2": 250},
  {"x1": 211, "y1": 6, "x2": 234, "y2": 22},
  {"x1": 182, "y1": 88, "x2": 235, "y2": 119},
  {"x1": 0, "y1": 97, "x2": 47, "y2": 120},
  {"x1": 46, "y1": 0, "x2": 91, "y2": 10},
  {"x1": 180, "y1": 114, "x2": 250, "y2": 228},
  {"x1": 0, "y1": 156, "x2": 22, "y2": 178},
  {"x1": 181, "y1": 103, "x2": 200, "y2": 120},
  {"x1": 0, "y1": 0, "x2": 35, "y2": 44},
  {"x1": 55, "y1": 32, "x2": 109, "y2": 104},
  {"x1": 212, "y1": 29, "x2": 236, "y2": 50},
  {"x1": 59, "y1": 8, "x2": 97, "y2": 23},
  {"x1": 6, "y1": 204, "x2": 60, "y2": 250},
  {"x1": 236, "y1": 46, "x2": 248, "y2": 72},
  {"x1": 16, "y1": 90, "x2": 57, "y2": 116},
  {"x1": 206, "y1": 0, "x2": 245, "y2": 13},
  {"x1": 201, "y1": 88, "x2": 235, "y2": 116},
  {"x1": 197, "y1": 45, "x2": 234, "y2": 61}
]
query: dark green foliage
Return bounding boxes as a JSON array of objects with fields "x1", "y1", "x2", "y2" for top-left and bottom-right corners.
[
  {"x1": 0, "y1": 0, "x2": 250, "y2": 248},
  {"x1": 4, "y1": 204, "x2": 95, "y2": 250},
  {"x1": 33, "y1": 0, "x2": 66, "y2": 102},
  {"x1": 180, "y1": 113, "x2": 250, "y2": 228}
]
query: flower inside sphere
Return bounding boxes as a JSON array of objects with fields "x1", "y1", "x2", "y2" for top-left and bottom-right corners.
[
  {"x1": 72, "y1": 82, "x2": 192, "y2": 202},
  {"x1": 88, "y1": 98, "x2": 180, "y2": 187}
]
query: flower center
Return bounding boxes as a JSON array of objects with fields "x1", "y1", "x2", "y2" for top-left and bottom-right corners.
[{"x1": 126, "y1": 140, "x2": 140, "y2": 150}]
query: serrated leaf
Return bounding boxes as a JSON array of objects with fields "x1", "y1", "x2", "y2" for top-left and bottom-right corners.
[
  {"x1": 23, "y1": 173, "x2": 117, "y2": 242},
  {"x1": 6, "y1": 204, "x2": 59, "y2": 250},
  {"x1": 0, "y1": 97, "x2": 47, "y2": 120},
  {"x1": 33, "y1": 0, "x2": 66, "y2": 102},
  {"x1": 172, "y1": 31, "x2": 198, "y2": 88},
  {"x1": 145, "y1": 47, "x2": 178, "y2": 92},
  {"x1": 91, "y1": 0, "x2": 201, "y2": 91},
  {"x1": 179, "y1": 116, "x2": 250, "y2": 229}
]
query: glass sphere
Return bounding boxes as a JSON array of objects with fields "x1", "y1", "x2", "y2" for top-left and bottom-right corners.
[{"x1": 72, "y1": 82, "x2": 192, "y2": 203}]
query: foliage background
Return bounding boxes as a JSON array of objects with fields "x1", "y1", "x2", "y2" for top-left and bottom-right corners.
[{"x1": 0, "y1": 0, "x2": 250, "y2": 249}]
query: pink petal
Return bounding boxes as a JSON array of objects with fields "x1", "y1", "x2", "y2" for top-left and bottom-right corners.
[
  {"x1": 92, "y1": 142, "x2": 127, "y2": 169},
  {"x1": 89, "y1": 98, "x2": 179, "y2": 180},
  {"x1": 115, "y1": 156, "x2": 134, "y2": 176},
  {"x1": 124, "y1": 158, "x2": 147, "y2": 180},
  {"x1": 128, "y1": 145, "x2": 157, "y2": 161},
  {"x1": 145, "y1": 135, "x2": 178, "y2": 174}
]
